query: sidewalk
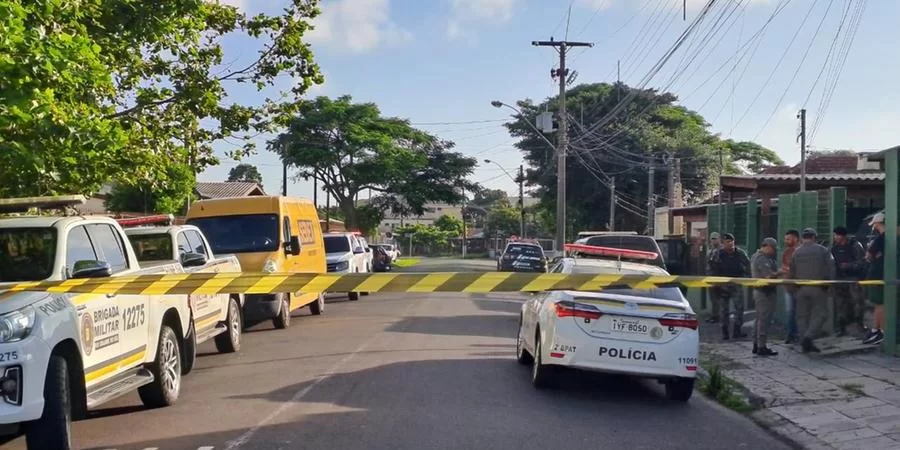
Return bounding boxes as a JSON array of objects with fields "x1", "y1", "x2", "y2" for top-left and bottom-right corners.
[{"x1": 702, "y1": 338, "x2": 900, "y2": 450}]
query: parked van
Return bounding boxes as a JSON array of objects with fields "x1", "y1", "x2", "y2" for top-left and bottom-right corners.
[{"x1": 185, "y1": 196, "x2": 326, "y2": 329}]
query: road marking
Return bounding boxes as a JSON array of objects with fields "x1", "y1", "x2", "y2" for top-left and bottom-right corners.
[{"x1": 222, "y1": 333, "x2": 380, "y2": 450}]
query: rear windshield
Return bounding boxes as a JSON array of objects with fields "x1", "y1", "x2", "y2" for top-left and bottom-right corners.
[
  {"x1": 324, "y1": 236, "x2": 350, "y2": 253},
  {"x1": 186, "y1": 214, "x2": 279, "y2": 254},
  {"x1": 128, "y1": 234, "x2": 173, "y2": 262},
  {"x1": 504, "y1": 244, "x2": 544, "y2": 257},
  {"x1": 0, "y1": 227, "x2": 57, "y2": 282},
  {"x1": 571, "y1": 265, "x2": 684, "y2": 302}
]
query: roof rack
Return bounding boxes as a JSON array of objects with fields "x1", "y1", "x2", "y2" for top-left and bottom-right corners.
[
  {"x1": 564, "y1": 243, "x2": 658, "y2": 261},
  {"x1": 0, "y1": 195, "x2": 87, "y2": 214},
  {"x1": 117, "y1": 214, "x2": 175, "y2": 228}
]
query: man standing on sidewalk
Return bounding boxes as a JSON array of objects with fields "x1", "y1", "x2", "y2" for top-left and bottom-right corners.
[
  {"x1": 789, "y1": 228, "x2": 836, "y2": 353},
  {"x1": 830, "y1": 226, "x2": 867, "y2": 336},
  {"x1": 706, "y1": 232, "x2": 722, "y2": 323},
  {"x1": 751, "y1": 237, "x2": 783, "y2": 356},
  {"x1": 709, "y1": 233, "x2": 751, "y2": 340},
  {"x1": 782, "y1": 229, "x2": 800, "y2": 344},
  {"x1": 863, "y1": 212, "x2": 886, "y2": 345}
]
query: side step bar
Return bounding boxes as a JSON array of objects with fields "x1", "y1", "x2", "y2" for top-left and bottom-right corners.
[{"x1": 86, "y1": 367, "x2": 154, "y2": 409}]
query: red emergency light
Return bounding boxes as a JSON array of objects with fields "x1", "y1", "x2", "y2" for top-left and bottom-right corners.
[
  {"x1": 116, "y1": 214, "x2": 174, "y2": 228},
  {"x1": 563, "y1": 243, "x2": 658, "y2": 261}
]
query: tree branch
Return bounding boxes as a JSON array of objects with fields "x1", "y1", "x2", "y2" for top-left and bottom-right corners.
[{"x1": 107, "y1": 96, "x2": 178, "y2": 119}]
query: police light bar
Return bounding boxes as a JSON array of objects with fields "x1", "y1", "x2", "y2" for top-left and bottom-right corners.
[
  {"x1": 0, "y1": 195, "x2": 87, "y2": 214},
  {"x1": 564, "y1": 243, "x2": 658, "y2": 261},
  {"x1": 116, "y1": 214, "x2": 174, "y2": 228}
]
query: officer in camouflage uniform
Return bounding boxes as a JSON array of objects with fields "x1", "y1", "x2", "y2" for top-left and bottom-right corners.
[
  {"x1": 708, "y1": 233, "x2": 751, "y2": 340},
  {"x1": 788, "y1": 228, "x2": 837, "y2": 353},
  {"x1": 750, "y1": 237, "x2": 783, "y2": 356}
]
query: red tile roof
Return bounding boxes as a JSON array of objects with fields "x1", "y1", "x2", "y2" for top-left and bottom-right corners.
[
  {"x1": 194, "y1": 182, "x2": 265, "y2": 199},
  {"x1": 759, "y1": 154, "x2": 861, "y2": 175}
]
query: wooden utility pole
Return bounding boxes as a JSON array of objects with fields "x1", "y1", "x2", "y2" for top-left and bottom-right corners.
[
  {"x1": 798, "y1": 108, "x2": 807, "y2": 192},
  {"x1": 609, "y1": 176, "x2": 616, "y2": 231}
]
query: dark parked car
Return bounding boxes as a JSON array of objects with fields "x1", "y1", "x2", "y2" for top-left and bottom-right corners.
[{"x1": 373, "y1": 245, "x2": 392, "y2": 272}]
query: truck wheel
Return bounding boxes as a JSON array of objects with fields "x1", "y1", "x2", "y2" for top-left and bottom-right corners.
[
  {"x1": 26, "y1": 355, "x2": 72, "y2": 450},
  {"x1": 272, "y1": 294, "x2": 291, "y2": 329},
  {"x1": 181, "y1": 322, "x2": 197, "y2": 375},
  {"x1": 139, "y1": 326, "x2": 182, "y2": 408},
  {"x1": 215, "y1": 297, "x2": 242, "y2": 353},
  {"x1": 309, "y1": 293, "x2": 325, "y2": 316},
  {"x1": 348, "y1": 291, "x2": 360, "y2": 301}
]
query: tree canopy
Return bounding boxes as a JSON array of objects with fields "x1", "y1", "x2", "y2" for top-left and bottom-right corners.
[
  {"x1": 227, "y1": 164, "x2": 264, "y2": 186},
  {"x1": 505, "y1": 82, "x2": 782, "y2": 234},
  {"x1": 0, "y1": 0, "x2": 322, "y2": 198},
  {"x1": 271, "y1": 95, "x2": 478, "y2": 229}
]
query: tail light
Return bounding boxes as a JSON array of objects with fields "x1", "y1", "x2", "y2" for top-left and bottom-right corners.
[
  {"x1": 555, "y1": 301, "x2": 603, "y2": 320},
  {"x1": 658, "y1": 313, "x2": 699, "y2": 330}
]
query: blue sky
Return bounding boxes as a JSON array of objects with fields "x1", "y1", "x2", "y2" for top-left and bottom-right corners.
[{"x1": 202, "y1": 0, "x2": 899, "y2": 202}]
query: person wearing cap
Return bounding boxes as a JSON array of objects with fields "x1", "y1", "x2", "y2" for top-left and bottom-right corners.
[
  {"x1": 708, "y1": 233, "x2": 751, "y2": 339},
  {"x1": 862, "y1": 212, "x2": 886, "y2": 345},
  {"x1": 830, "y1": 226, "x2": 867, "y2": 336},
  {"x1": 705, "y1": 232, "x2": 722, "y2": 323},
  {"x1": 788, "y1": 227, "x2": 836, "y2": 353},
  {"x1": 782, "y1": 229, "x2": 801, "y2": 344},
  {"x1": 750, "y1": 237, "x2": 783, "y2": 356}
]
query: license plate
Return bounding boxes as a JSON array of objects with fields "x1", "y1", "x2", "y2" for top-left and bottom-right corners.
[{"x1": 610, "y1": 318, "x2": 650, "y2": 335}]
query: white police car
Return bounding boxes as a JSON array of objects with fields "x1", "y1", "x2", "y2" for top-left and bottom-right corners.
[{"x1": 516, "y1": 244, "x2": 699, "y2": 401}]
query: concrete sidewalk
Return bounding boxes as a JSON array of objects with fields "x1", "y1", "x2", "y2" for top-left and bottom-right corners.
[{"x1": 702, "y1": 338, "x2": 900, "y2": 450}]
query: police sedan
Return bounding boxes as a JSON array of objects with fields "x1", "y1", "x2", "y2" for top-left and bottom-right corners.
[{"x1": 515, "y1": 244, "x2": 699, "y2": 401}]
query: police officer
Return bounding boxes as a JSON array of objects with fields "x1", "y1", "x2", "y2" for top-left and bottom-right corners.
[
  {"x1": 751, "y1": 237, "x2": 782, "y2": 356},
  {"x1": 830, "y1": 226, "x2": 866, "y2": 335},
  {"x1": 788, "y1": 228, "x2": 836, "y2": 353},
  {"x1": 709, "y1": 233, "x2": 751, "y2": 340},
  {"x1": 706, "y1": 232, "x2": 722, "y2": 323}
]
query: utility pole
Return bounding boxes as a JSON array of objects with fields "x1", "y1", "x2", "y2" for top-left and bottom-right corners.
[
  {"x1": 532, "y1": 37, "x2": 593, "y2": 254},
  {"x1": 609, "y1": 177, "x2": 616, "y2": 231},
  {"x1": 462, "y1": 186, "x2": 468, "y2": 259},
  {"x1": 282, "y1": 161, "x2": 288, "y2": 196},
  {"x1": 647, "y1": 160, "x2": 656, "y2": 237},
  {"x1": 324, "y1": 189, "x2": 330, "y2": 232},
  {"x1": 518, "y1": 165, "x2": 525, "y2": 238},
  {"x1": 313, "y1": 176, "x2": 318, "y2": 209},
  {"x1": 798, "y1": 108, "x2": 807, "y2": 192}
]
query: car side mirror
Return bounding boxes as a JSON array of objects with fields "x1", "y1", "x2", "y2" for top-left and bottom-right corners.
[
  {"x1": 181, "y1": 252, "x2": 208, "y2": 268},
  {"x1": 71, "y1": 260, "x2": 113, "y2": 279},
  {"x1": 365, "y1": 247, "x2": 371, "y2": 253},
  {"x1": 288, "y1": 235, "x2": 302, "y2": 256},
  {"x1": 353, "y1": 247, "x2": 364, "y2": 254}
]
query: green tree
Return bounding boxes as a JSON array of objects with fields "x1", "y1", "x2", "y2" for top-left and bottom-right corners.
[
  {"x1": 271, "y1": 95, "x2": 477, "y2": 229},
  {"x1": 227, "y1": 164, "x2": 264, "y2": 187},
  {"x1": 433, "y1": 215, "x2": 464, "y2": 236},
  {"x1": 506, "y1": 82, "x2": 781, "y2": 233},
  {"x1": 355, "y1": 204, "x2": 384, "y2": 237},
  {"x1": 1, "y1": 0, "x2": 323, "y2": 198},
  {"x1": 395, "y1": 223, "x2": 454, "y2": 254},
  {"x1": 471, "y1": 188, "x2": 510, "y2": 208},
  {"x1": 723, "y1": 140, "x2": 784, "y2": 174},
  {"x1": 105, "y1": 164, "x2": 195, "y2": 214},
  {"x1": 485, "y1": 206, "x2": 521, "y2": 237}
]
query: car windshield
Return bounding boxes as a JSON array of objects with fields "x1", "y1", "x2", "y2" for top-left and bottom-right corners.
[
  {"x1": 128, "y1": 234, "x2": 173, "y2": 262},
  {"x1": 186, "y1": 214, "x2": 279, "y2": 254},
  {"x1": 324, "y1": 236, "x2": 350, "y2": 253},
  {"x1": 505, "y1": 244, "x2": 544, "y2": 257},
  {"x1": 0, "y1": 227, "x2": 58, "y2": 282}
]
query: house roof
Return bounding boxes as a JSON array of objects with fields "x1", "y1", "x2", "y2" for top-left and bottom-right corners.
[
  {"x1": 732, "y1": 173, "x2": 885, "y2": 182},
  {"x1": 759, "y1": 153, "x2": 871, "y2": 175},
  {"x1": 194, "y1": 182, "x2": 265, "y2": 199}
]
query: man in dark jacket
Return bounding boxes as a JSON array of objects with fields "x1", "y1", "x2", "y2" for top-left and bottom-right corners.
[
  {"x1": 709, "y1": 233, "x2": 751, "y2": 340},
  {"x1": 830, "y1": 226, "x2": 866, "y2": 335},
  {"x1": 789, "y1": 228, "x2": 836, "y2": 353}
]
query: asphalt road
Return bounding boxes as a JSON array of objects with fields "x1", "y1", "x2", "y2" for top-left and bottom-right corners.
[{"x1": 2, "y1": 258, "x2": 790, "y2": 450}]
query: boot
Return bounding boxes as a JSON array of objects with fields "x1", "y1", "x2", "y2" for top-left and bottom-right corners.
[
  {"x1": 732, "y1": 324, "x2": 747, "y2": 339},
  {"x1": 722, "y1": 326, "x2": 730, "y2": 340},
  {"x1": 801, "y1": 337, "x2": 821, "y2": 353},
  {"x1": 757, "y1": 347, "x2": 778, "y2": 357},
  {"x1": 752, "y1": 342, "x2": 758, "y2": 354}
]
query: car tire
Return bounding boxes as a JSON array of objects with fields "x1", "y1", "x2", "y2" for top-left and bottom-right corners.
[
  {"x1": 139, "y1": 325, "x2": 182, "y2": 408},
  {"x1": 531, "y1": 336, "x2": 554, "y2": 389},
  {"x1": 309, "y1": 293, "x2": 325, "y2": 315},
  {"x1": 215, "y1": 297, "x2": 242, "y2": 353},
  {"x1": 665, "y1": 377, "x2": 695, "y2": 402},
  {"x1": 272, "y1": 294, "x2": 291, "y2": 329},
  {"x1": 181, "y1": 321, "x2": 197, "y2": 375},
  {"x1": 516, "y1": 317, "x2": 533, "y2": 365},
  {"x1": 26, "y1": 355, "x2": 73, "y2": 450},
  {"x1": 348, "y1": 291, "x2": 360, "y2": 301}
]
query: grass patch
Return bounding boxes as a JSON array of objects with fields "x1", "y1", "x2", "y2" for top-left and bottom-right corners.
[
  {"x1": 700, "y1": 364, "x2": 755, "y2": 413},
  {"x1": 393, "y1": 257, "x2": 422, "y2": 268},
  {"x1": 839, "y1": 383, "x2": 866, "y2": 396}
]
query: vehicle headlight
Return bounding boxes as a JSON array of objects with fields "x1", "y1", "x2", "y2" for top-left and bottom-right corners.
[
  {"x1": 262, "y1": 258, "x2": 279, "y2": 273},
  {"x1": 0, "y1": 307, "x2": 36, "y2": 343},
  {"x1": 335, "y1": 261, "x2": 349, "y2": 271}
]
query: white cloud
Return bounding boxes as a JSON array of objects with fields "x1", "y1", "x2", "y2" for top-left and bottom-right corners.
[
  {"x1": 306, "y1": 0, "x2": 413, "y2": 53},
  {"x1": 445, "y1": 0, "x2": 517, "y2": 42},
  {"x1": 574, "y1": 0, "x2": 613, "y2": 11},
  {"x1": 575, "y1": 0, "x2": 771, "y2": 13}
]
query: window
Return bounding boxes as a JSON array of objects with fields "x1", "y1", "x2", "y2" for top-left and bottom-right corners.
[
  {"x1": 504, "y1": 244, "x2": 544, "y2": 258},
  {"x1": 0, "y1": 227, "x2": 57, "y2": 282},
  {"x1": 130, "y1": 234, "x2": 173, "y2": 262},
  {"x1": 177, "y1": 232, "x2": 191, "y2": 258},
  {"x1": 186, "y1": 214, "x2": 280, "y2": 254},
  {"x1": 87, "y1": 224, "x2": 128, "y2": 273},
  {"x1": 185, "y1": 230, "x2": 209, "y2": 257},
  {"x1": 282, "y1": 216, "x2": 292, "y2": 243},
  {"x1": 324, "y1": 236, "x2": 350, "y2": 253},
  {"x1": 66, "y1": 226, "x2": 98, "y2": 274}
]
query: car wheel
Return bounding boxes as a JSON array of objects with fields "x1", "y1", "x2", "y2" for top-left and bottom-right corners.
[
  {"x1": 531, "y1": 335, "x2": 554, "y2": 389},
  {"x1": 665, "y1": 377, "x2": 695, "y2": 402},
  {"x1": 181, "y1": 321, "x2": 197, "y2": 375},
  {"x1": 272, "y1": 294, "x2": 291, "y2": 329},
  {"x1": 139, "y1": 325, "x2": 182, "y2": 408},
  {"x1": 215, "y1": 296, "x2": 242, "y2": 353},
  {"x1": 310, "y1": 292, "x2": 325, "y2": 315},
  {"x1": 26, "y1": 355, "x2": 73, "y2": 450},
  {"x1": 516, "y1": 317, "x2": 533, "y2": 365}
]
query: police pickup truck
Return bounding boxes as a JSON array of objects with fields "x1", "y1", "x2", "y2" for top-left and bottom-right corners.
[
  {"x1": 119, "y1": 214, "x2": 244, "y2": 373},
  {"x1": 0, "y1": 196, "x2": 195, "y2": 449}
]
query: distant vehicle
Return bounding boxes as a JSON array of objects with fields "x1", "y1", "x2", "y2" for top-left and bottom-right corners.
[
  {"x1": 323, "y1": 232, "x2": 370, "y2": 300},
  {"x1": 576, "y1": 231, "x2": 638, "y2": 239},
  {"x1": 516, "y1": 244, "x2": 699, "y2": 402},
  {"x1": 372, "y1": 245, "x2": 392, "y2": 272},
  {"x1": 375, "y1": 243, "x2": 400, "y2": 261},
  {"x1": 497, "y1": 239, "x2": 549, "y2": 272}
]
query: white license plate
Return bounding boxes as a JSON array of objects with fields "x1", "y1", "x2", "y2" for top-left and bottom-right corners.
[{"x1": 610, "y1": 318, "x2": 650, "y2": 335}]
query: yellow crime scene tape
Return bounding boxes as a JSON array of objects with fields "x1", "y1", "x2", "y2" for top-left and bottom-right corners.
[{"x1": 0, "y1": 272, "x2": 890, "y2": 298}]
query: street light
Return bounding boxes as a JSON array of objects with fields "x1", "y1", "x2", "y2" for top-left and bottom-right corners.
[
  {"x1": 492, "y1": 100, "x2": 562, "y2": 253},
  {"x1": 484, "y1": 159, "x2": 525, "y2": 238}
]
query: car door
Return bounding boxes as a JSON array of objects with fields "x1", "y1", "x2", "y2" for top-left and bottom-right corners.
[
  {"x1": 86, "y1": 223, "x2": 149, "y2": 372},
  {"x1": 183, "y1": 229, "x2": 223, "y2": 333}
]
